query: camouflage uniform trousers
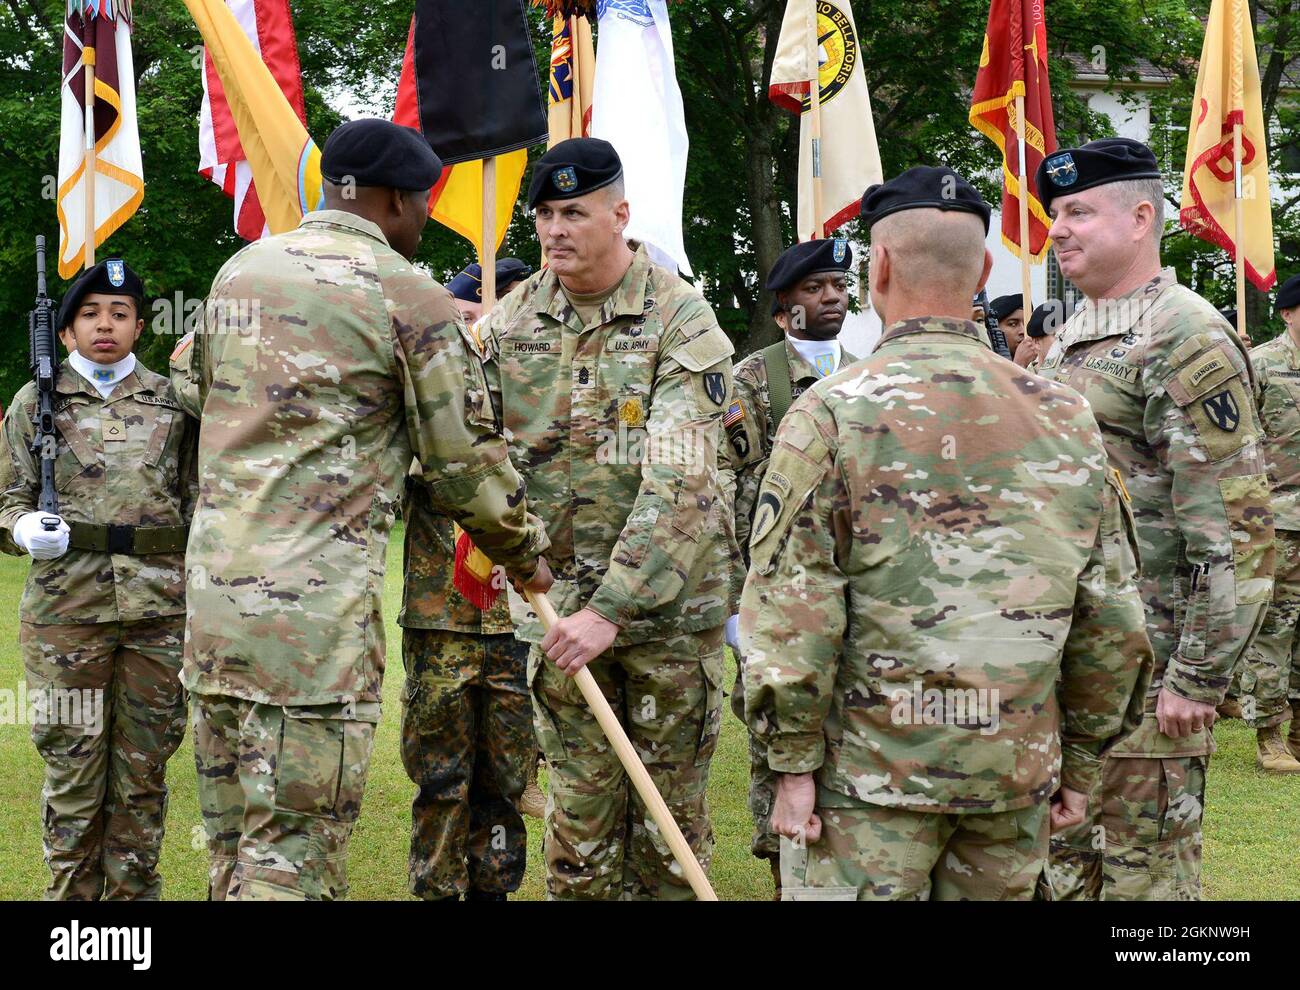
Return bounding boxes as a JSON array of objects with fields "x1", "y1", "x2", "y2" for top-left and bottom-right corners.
[
  {"x1": 1240, "y1": 529, "x2": 1300, "y2": 728},
  {"x1": 400, "y1": 627, "x2": 533, "y2": 899},
  {"x1": 1044, "y1": 755, "x2": 1208, "y2": 901},
  {"x1": 781, "y1": 788, "x2": 1051, "y2": 901},
  {"x1": 190, "y1": 693, "x2": 378, "y2": 901},
  {"x1": 20, "y1": 616, "x2": 187, "y2": 901},
  {"x1": 529, "y1": 626, "x2": 725, "y2": 900},
  {"x1": 728, "y1": 653, "x2": 778, "y2": 859}
]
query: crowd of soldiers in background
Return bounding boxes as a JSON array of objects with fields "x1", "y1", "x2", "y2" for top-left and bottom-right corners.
[{"x1": 4, "y1": 120, "x2": 1297, "y2": 901}]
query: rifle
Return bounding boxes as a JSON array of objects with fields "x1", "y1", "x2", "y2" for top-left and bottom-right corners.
[
  {"x1": 974, "y1": 288, "x2": 1013, "y2": 360},
  {"x1": 28, "y1": 236, "x2": 60, "y2": 530}
]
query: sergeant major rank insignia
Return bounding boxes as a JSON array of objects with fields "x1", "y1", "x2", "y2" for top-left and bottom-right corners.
[
  {"x1": 106, "y1": 259, "x2": 126, "y2": 287},
  {"x1": 553, "y1": 166, "x2": 578, "y2": 193}
]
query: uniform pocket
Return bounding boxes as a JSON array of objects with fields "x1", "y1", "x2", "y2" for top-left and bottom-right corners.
[
  {"x1": 274, "y1": 711, "x2": 374, "y2": 823},
  {"x1": 694, "y1": 646, "x2": 725, "y2": 767},
  {"x1": 1219, "y1": 474, "x2": 1275, "y2": 606},
  {"x1": 528, "y1": 649, "x2": 570, "y2": 766}
]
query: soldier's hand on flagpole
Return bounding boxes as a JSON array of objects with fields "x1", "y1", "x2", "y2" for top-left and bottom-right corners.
[
  {"x1": 541, "y1": 607, "x2": 620, "y2": 676},
  {"x1": 513, "y1": 556, "x2": 554, "y2": 597}
]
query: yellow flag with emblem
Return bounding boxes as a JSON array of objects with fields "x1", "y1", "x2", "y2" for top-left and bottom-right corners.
[{"x1": 1179, "y1": 0, "x2": 1276, "y2": 291}]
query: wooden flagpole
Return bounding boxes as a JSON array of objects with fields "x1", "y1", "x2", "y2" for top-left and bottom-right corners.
[
  {"x1": 1230, "y1": 0, "x2": 1247, "y2": 343},
  {"x1": 806, "y1": 0, "x2": 824, "y2": 239},
  {"x1": 83, "y1": 37, "x2": 97, "y2": 270},
  {"x1": 1014, "y1": 93, "x2": 1033, "y2": 322},
  {"x1": 526, "y1": 590, "x2": 718, "y2": 900}
]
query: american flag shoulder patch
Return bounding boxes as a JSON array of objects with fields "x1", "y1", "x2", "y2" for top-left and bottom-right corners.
[{"x1": 723, "y1": 399, "x2": 744, "y2": 428}]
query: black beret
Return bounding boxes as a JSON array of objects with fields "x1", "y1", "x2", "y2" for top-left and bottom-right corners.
[
  {"x1": 447, "y1": 258, "x2": 535, "y2": 302},
  {"x1": 527, "y1": 138, "x2": 623, "y2": 209},
  {"x1": 1036, "y1": 137, "x2": 1162, "y2": 211},
  {"x1": 1275, "y1": 274, "x2": 1300, "y2": 311},
  {"x1": 1218, "y1": 307, "x2": 1238, "y2": 328},
  {"x1": 1027, "y1": 300, "x2": 1067, "y2": 338},
  {"x1": 766, "y1": 238, "x2": 853, "y2": 315},
  {"x1": 987, "y1": 294, "x2": 1024, "y2": 322},
  {"x1": 320, "y1": 118, "x2": 443, "y2": 191},
  {"x1": 57, "y1": 258, "x2": 144, "y2": 330},
  {"x1": 859, "y1": 166, "x2": 991, "y2": 233}
]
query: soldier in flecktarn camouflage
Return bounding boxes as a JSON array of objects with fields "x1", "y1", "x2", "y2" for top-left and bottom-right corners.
[
  {"x1": 0, "y1": 259, "x2": 196, "y2": 900},
  {"x1": 178, "y1": 119, "x2": 550, "y2": 902},
  {"x1": 742, "y1": 166, "x2": 1152, "y2": 901},
  {"x1": 483, "y1": 138, "x2": 734, "y2": 900},
  {"x1": 1035, "y1": 139, "x2": 1274, "y2": 900}
]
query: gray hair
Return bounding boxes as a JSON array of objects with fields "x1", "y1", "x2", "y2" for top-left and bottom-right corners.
[{"x1": 1107, "y1": 178, "x2": 1166, "y2": 245}]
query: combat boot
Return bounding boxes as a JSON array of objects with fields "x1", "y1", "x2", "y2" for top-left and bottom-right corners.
[
  {"x1": 1217, "y1": 696, "x2": 1244, "y2": 720},
  {"x1": 519, "y1": 758, "x2": 546, "y2": 820},
  {"x1": 1287, "y1": 702, "x2": 1300, "y2": 758},
  {"x1": 1256, "y1": 725, "x2": 1300, "y2": 774}
]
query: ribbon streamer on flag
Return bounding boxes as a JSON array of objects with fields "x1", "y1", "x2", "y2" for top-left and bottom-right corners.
[
  {"x1": 57, "y1": 0, "x2": 144, "y2": 277},
  {"x1": 1179, "y1": 0, "x2": 1276, "y2": 292},
  {"x1": 198, "y1": 0, "x2": 308, "y2": 242},
  {"x1": 544, "y1": 8, "x2": 595, "y2": 146}
]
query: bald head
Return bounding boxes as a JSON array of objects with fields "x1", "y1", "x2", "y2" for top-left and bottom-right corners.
[{"x1": 868, "y1": 208, "x2": 992, "y2": 325}]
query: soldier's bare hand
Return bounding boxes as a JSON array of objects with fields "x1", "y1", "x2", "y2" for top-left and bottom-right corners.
[
  {"x1": 772, "y1": 772, "x2": 821, "y2": 844},
  {"x1": 542, "y1": 607, "x2": 619, "y2": 676},
  {"x1": 1156, "y1": 686, "x2": 1218, "y2": 739},
  {"x1": 514, "y1": 556, "x2": 554, "y2": 596},
  {"x1": 1049, "y1": 786, "x2": 1088, "y2": 833}
]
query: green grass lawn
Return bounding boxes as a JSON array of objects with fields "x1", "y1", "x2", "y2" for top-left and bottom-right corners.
[{"x1": 0, "y1": 525, "x2": 1296, "y2": 900}]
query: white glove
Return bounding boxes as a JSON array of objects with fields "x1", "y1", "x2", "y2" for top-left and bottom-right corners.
[
  {"x1": 14, "y1": 512, "x2": 70, "y2": 560},
  {"x1": 725, "y1": 613, "x2": 741, "y2": 652}
]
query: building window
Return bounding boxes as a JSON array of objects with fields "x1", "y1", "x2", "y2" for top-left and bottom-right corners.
[{"x1": 1047, "y1": 249, "x2": 1084, "y2": 312}]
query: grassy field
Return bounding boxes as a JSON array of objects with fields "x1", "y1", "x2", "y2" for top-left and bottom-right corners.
[{"x1": 0, "y1": 526, "x2": 1297, "y2": 900}]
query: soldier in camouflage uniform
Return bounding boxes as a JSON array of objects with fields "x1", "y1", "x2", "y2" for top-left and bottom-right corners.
[
  {"x1": 397, "y1": 269, "x2": 540, "y2": 903},
  {"x1": 724, "y1": 238, "x2": 858, "y2": 889},
  {"x1": 482, "y1": 138, "x2": 733, "y2": 900},
  {"x1": 1237, "y1": 274, "x2": 1300, "y2": 771},
  {"x1": 741, "y1": 166, "x2": 1152, "y2": 901},
  {"x1": 0, "y1": 259, "x2": 196, "y2": 900},
  {"x1": 1034, "y1": 139, "x2": 1274, "y2": 900},
  {"x1": 177, "y1": 120, "x2": 550, "y2": 901}
]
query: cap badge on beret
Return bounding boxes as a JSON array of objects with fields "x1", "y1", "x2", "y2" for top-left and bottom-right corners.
[
  {"x1": 554, "y1": 166, "x2": 579, "y2": 193},
  {"x1": 832, "y1": 238, "x2": 847, "y2": 264},
  {"x1": 1044, "y1": 153, "x2": 1078, "y2": 187},
  {"x1": 107, "y1": 259, "x2": 126, "y2": 288}
]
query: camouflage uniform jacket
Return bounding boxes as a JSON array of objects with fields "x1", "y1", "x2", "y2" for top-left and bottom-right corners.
[
  {"x1": 399, "y1": 474, "x2": 514, "y2": 634},
  {"x1": 1038, "y1": 268, "x2": 1273, "y2": 757},
  {"x1": 741, "y1": 318, "x2": 1152, "y2": 811},
  {"x1": 1249, "y1": 331, "x2": 1300, "y2": 533},
  {"x1": 483, "y1": 243, "x2": 734, "y2": 645},
  {"x1": 728, "y1": 334, "x2": 859, "y2": 566},
  {"x1": 0, "y1": 363, "x2": 197, "y2": 624},
  {"x1": 180, "y1": 209, "x2": 548, "y2": 707}
]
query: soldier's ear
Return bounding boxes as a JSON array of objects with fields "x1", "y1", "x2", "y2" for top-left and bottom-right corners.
[{"x1": 975, "y1": 248, "x2": 994, "y2": 294}]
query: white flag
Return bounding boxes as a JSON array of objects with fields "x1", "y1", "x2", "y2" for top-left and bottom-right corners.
[
  {"x1": 591, "y1": 0, "x2": 692, "y2": 276},
  {"x1": 769, "y1": 0, "x2": 882, "y2": 239}
]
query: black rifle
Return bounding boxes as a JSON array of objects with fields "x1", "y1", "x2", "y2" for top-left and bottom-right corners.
[
  {"x1": 28, "y1": 236, "x2": 60, "y2": 530},
  {"x1": 974, "y1": 289, "x2": 1012, "y2": 360}
]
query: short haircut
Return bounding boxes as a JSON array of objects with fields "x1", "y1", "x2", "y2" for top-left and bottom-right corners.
[
  {"x1": 871, "y1": 208, "x2": 986, "y2": 297},
  {"x1": 1107, "y1": 177, "x2": 1165, "y2": 244}
]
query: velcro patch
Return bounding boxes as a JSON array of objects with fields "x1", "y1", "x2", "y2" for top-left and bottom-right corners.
[{"x1": 1165, "y1": 345, "x2": 1240, "y2": 407}]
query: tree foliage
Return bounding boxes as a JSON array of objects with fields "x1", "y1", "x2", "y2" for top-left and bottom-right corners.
[{"x1": 0, "y1": 0, "x2": 1295, "y2": 404}]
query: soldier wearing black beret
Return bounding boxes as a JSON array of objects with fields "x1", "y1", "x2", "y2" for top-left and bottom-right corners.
[
  {"x1": 446, "y1": 258, "x2": 535, "y2": 323},
  {"x1": 725, "y1": 236, "x2": 860, "y2": 890},
  {"x1": 986, "y1": 293, "x2": 1027, "y2": 356},
  {"x1": 0, "y1": 254, "x2": 199, "y2": 899},
  {"x1": 1036, "y1": 136, "x2": 1273, "y2": 901}
]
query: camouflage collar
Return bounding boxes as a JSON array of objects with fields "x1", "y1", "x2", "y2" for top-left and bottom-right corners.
[
  {"x1": 298, "y1": 209, "x2": 389, "y2": 248},
  {"x1": 539, "y1": 242, "x2": 651, "y2": 331},
  {"x1": 1279, "y1": 327, "x2": 1300, "y2": 370},
  {"x1": 873, "y1": 317, "x2": 990, "y2": 351},
  {"x1": 56, "y1": 362, "x2": 157, "y2": 403},
  {"x1": 1062, "y1": 267, "x2": 1175, "y2": 346}
]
